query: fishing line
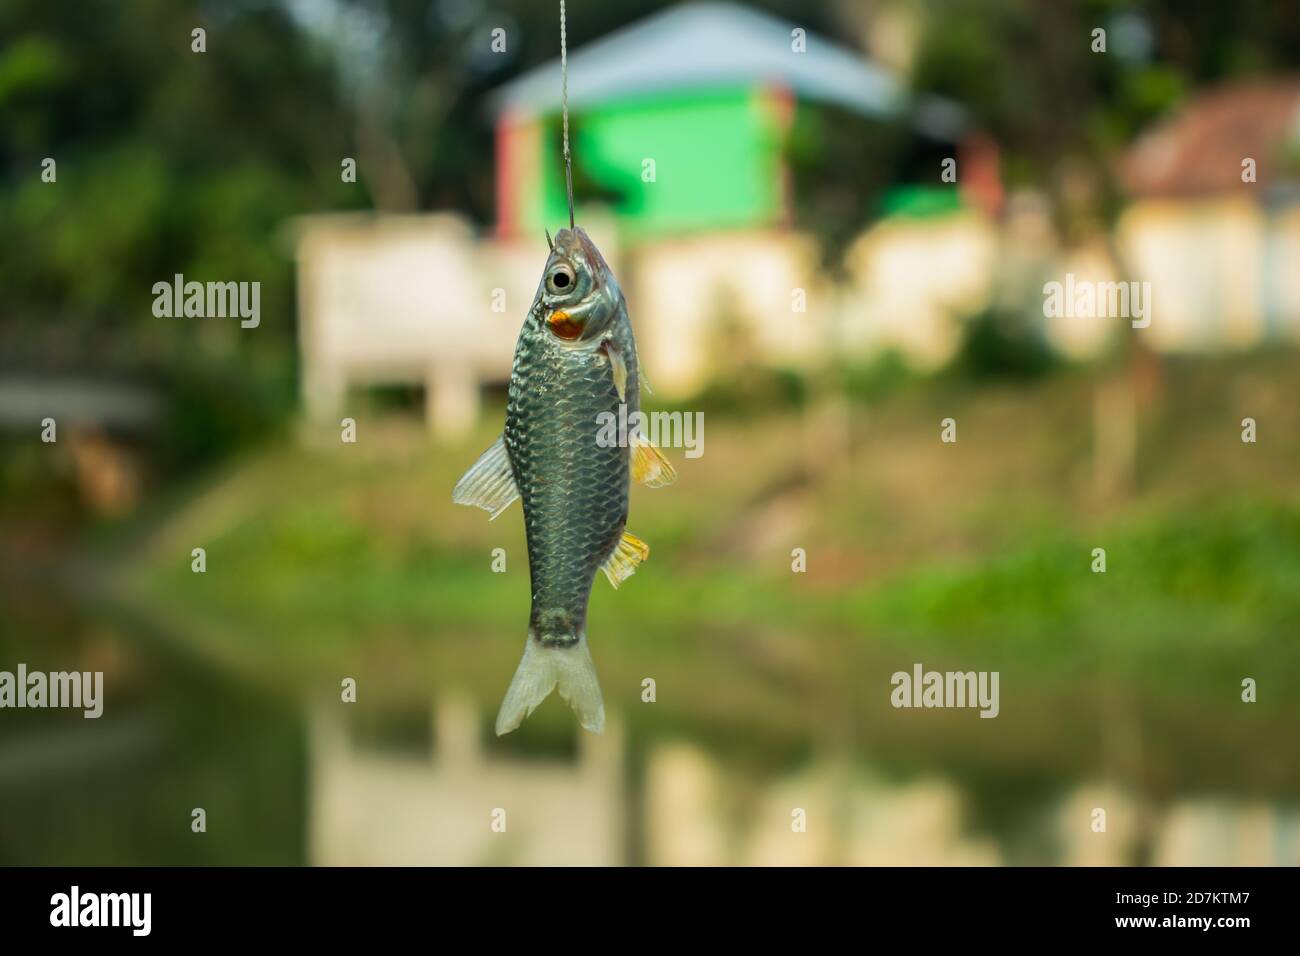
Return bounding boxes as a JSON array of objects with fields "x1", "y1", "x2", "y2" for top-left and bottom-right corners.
[{"x1": 561, "y1": 0, "x2": 574, "y2": 229}]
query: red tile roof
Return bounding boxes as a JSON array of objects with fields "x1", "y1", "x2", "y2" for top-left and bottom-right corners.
[{"x1": 1123, "y1": 79, "x2": 1300, "y2": 197}]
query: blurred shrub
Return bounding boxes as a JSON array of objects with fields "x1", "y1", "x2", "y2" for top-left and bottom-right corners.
[
  {"x1": 159, "y1": 357, "x2": 293, "y2": 475},
  {"x1": 838, "y1": 349, "x2": 915, "y2": 403},
  {"x1": 681, "y1": 364, "x2": 809, "y2": 418},
  {"x1": 948, "y1": 306, "x2": 1060, "y2": 381}
]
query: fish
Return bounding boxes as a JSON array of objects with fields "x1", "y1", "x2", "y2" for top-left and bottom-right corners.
[{"x1": 453, "y1": 226, "x2": 676, "y2": 735}]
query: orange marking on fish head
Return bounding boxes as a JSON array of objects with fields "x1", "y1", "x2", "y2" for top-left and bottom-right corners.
[{"x1": 547, "y1": 310, "x2": 584, "y2": 340}]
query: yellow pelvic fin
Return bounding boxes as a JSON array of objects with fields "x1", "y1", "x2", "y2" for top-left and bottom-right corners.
[
  {"x1": 600, "y1": 530, "x2": 650, "y2": 590},
  {"x1": 630, "y1": 431, "x2": 677, "y2": 488}
]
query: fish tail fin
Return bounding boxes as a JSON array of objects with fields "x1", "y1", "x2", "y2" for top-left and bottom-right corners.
[{"x1": 495, "y1": 633, "x2": 605, "y2": 736}]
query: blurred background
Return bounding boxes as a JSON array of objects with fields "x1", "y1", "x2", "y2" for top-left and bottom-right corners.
[{"x1": 2, "y1": 0, "x2": 1300, "y2": 865}]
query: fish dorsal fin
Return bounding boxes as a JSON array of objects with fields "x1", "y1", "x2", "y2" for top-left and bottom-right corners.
[
  {"x1": 452, "y1": 435, "x2": 520, "y2": 519},
  {"x1": 630, "y1": 431, "x2": 677, "y2": 488},
  {"x1": 600, "y1": 530, "x2": 650, "y2": 589}
]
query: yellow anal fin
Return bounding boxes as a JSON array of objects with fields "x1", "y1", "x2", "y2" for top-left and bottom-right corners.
[
  {"x1": 600, "y1": 531, "x2": 650, "y2": 590},
  {"x1": 631, "y1": 431, "x2": 677, "y2": 488}
]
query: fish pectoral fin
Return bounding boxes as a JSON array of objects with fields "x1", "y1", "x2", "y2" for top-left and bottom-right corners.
[
  {"x1": 600, "y1": 531, "x2": 650, "y2": 590},
  {"x1": 601, "y1": 338, "x2": 627, "y2": 402},
  {"x1": 452, "y1": 435, "x2": 520, "y2": 520},
  {"x1": 630, "y1": 431, "x2": 678, "y2": 488}
]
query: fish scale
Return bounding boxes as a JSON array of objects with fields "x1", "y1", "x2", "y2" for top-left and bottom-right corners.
[{"x1": 506, "y1": 321, "x2": 633, "y2": 646}]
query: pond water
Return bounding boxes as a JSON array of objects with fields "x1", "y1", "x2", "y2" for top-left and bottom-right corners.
[{"x1": 2, "y1": 584, "x2": 1296, "y2": 866}]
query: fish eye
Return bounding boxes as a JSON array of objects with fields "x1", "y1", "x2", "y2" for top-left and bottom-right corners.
[{"x1": 547, "y1": 264, "x2": 575, "y2": 295}]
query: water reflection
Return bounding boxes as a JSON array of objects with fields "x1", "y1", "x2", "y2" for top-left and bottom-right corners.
[
  {"x1": 309, "y1": 695, "x2": 624, "y2": 866},
  {"x1": 3, "y1": 598, "x2": 1297, "y2": 866},
  {"x1": 305, "y1": 693, "x2": 1300, "y2": 867},
  {"x1": 0, "y1": 590, "x2": 305, "y2": 866}
]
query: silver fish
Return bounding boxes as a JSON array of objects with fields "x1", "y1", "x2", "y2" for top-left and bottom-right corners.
[{"x1": 454, "y1": 227, "x2": 675, "y2": 734}]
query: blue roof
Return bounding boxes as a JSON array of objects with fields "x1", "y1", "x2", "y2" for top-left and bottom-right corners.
[{"x1": 491, "y1": 2, "x2": 950, "y2": 127}]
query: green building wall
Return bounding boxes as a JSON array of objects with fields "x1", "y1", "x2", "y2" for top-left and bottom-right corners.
[{"x1": 532, "y1": 87, "x2": 790, "y2": 238}]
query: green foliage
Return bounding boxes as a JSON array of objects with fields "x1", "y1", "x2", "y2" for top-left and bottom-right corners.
[
  {"x1": 785, "y1": 102, "x2": 909, "y2": 271},
  {"x1": 0, "y1": 0, "x2": 358, "y2": 469},
  {"x1": 908, "y1": 0, "x2": 1299, "y2": 205}
]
